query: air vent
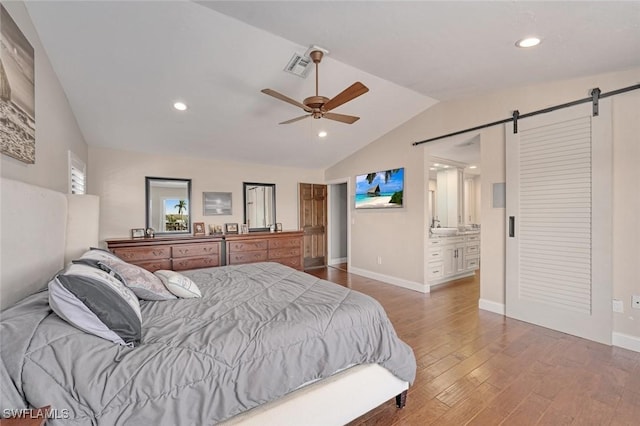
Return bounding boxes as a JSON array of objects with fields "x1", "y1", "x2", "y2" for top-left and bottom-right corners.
[{"x1": 284, "y1": 53, "x2": 312, "y2": 78}]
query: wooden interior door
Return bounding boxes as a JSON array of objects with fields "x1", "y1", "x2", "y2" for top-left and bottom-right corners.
[{"x1": 299, "y1": 183, "x2": 327, "y2": 269}]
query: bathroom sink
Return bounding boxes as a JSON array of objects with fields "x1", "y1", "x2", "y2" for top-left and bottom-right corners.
[{"x1": 430, "y1": 227, "x2": 458, "y2": 236}]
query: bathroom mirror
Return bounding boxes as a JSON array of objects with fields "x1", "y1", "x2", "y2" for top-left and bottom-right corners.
[
  {"x1": 243, "y1": 182, "x2": 276, "y2": 232},
  {"x1": 146, "y1": 177, "x2": 192, "y2": 235}
]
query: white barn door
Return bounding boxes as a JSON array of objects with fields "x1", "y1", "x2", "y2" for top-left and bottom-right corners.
[{"x1": 506, "y1": 100, "x2": 612, "y2": 344}]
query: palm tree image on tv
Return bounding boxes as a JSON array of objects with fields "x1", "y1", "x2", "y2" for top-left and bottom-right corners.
[{"x1": 355, "y1": 168, "x2": 404, "y2": 209}]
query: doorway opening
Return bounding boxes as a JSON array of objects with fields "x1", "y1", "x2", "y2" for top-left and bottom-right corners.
[
  {"x1": 425, "y1": 134, "x2": 482, "y2": 290},
  {"x1": 327, "y1": 180, "x2": 349, "y2": 272}
]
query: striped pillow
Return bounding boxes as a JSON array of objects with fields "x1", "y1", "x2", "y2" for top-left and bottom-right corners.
[{"x1": 48, "y1": 263, "x2": 142, "y2": 346}]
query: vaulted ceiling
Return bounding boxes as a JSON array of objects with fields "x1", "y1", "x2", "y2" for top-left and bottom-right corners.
[{"x1": 25, "y1": 1, "x2": 640, "y2": 169}]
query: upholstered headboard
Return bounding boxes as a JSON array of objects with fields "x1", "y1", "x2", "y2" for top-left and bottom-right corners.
[{"x1": 0, "y1": 178, "x2": 99, "y2": 310}]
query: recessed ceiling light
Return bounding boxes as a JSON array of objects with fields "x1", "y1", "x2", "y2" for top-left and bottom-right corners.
[
  {"x1": 173, "y1": 101, "x2": 187, "y2": 111},
  {"x1": 318, "y1": 131, "x2": 327, "y2": 138},
  {"x1": 469, "y1": 165, "x2": 477, "y2": 169},
  {"x1": 443, "y1": 165, "x2": 450, "y2": 169},
  {"x1": 433, "y1": 163, "x2": 441, "y2": 167},
  {"x1": 516, "y1": 37, "x2": 541, "y2": 48},
  {"x1": 429, "y1": 167, "x2": 436, "y2": 171}
]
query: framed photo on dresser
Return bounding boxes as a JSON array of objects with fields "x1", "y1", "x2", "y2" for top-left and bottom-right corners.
[
  {"x1": 131, "y1": 228, "x2": 146, "y2": 238},
  {"x1": 193, "y1": 222, "x2": 206, "y2": 236},
  {"x1": 224, "y1": 223, "x2": 239, "y2": 234}
]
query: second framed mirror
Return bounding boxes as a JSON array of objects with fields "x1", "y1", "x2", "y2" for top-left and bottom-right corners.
[{"x1": 243, "y1": 182, "x2": 275, "y2": 232}]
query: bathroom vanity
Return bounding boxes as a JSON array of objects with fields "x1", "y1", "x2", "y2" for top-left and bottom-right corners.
[{"x1": 426, "y1": 228, "x2": 480, "y2": 285}]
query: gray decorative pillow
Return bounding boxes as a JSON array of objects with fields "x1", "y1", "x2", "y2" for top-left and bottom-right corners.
[
  {"x1": 48, "y1": 263, "x2": 142, "y2": 347},
  {"x1": 72, "y1": 258, "x2": 125, "y2": 282},
  {"x1": 81, "y1": 249, "x2": 176, "y2": 301}
]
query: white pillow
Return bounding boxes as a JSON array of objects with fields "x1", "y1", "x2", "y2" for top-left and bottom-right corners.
[{"x1": 154, "y1": 270, "x2": 202, "y2": 298}]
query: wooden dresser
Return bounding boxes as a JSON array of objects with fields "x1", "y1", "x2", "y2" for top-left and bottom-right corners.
[
  {"x1": 225, "y1": 231, "x2": 304, "y2": 271},
  {"x1": 105, "y1": 236, "x2": 223, "y2": 272}
]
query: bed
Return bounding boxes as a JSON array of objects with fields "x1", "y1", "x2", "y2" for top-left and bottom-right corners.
[{"x1": 0, "y1": 178, "x2": 415, "y2": 424}]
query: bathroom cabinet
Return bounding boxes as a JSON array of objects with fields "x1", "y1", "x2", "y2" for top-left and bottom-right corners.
[{"x1": 427, "y1": 231, "x2": 480, "y2": 286}]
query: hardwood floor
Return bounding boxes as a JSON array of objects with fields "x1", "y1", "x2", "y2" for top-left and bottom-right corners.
[{"x1": 306, "y1": 267, "x2": 640, "y2": 425}]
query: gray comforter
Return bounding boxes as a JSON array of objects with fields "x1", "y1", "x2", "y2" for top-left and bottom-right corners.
[{"x1": 1, "y1": 262, "x2": 415, "y2": 425}]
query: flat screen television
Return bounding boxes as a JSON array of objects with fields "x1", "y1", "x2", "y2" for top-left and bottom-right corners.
[{"x1": 355, "y1": 168, "x2": 404, "y2": 209}]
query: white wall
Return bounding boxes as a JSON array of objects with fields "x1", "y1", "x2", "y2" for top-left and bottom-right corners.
[
  {"x1": 89, "y1": 145, "x2": 323, "y2": 242},
  {"x1": 326, "y1": 130, "x2": 427, "y2": 286},
  {"x1": 0, "y1": 1, "x2": 87, "y2": 193},
  {"x1": 611, "y1": 91, "x2": 640, "y2": 339},
  {"x1": 326, "y1": 67, "x2": 640, "y2": 341}
]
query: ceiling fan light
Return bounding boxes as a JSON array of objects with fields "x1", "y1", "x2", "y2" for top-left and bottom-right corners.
[{"x1": 318, "y1": 131, "x2": 327, "y2": 138}]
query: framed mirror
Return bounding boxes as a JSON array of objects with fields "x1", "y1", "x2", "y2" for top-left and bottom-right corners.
[
  {"x1": 146, "y1": 177, "x2": 192, "y2": 235},
  {"x1": 243, "y1": 182, "x2": 276, "y2": 232}
]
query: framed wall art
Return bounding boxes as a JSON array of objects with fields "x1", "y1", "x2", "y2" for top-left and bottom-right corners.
[
  {"x1": 0, "y1": 5, "x2": 35, "y2": 164},
  {"x1": 355, "y1": 168, "x2": 404, "y2": 209},
  {"x1": 203, "y1": 192, "x2": 232, "y2": 216}
]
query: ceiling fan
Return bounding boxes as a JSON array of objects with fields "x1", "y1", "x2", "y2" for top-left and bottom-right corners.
[{"x1": 261, "y1": 50, "x2": 369, "y2": 125}]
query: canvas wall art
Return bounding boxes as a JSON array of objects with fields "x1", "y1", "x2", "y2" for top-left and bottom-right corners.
[
  {"x1": 0, "y1": 4, "x2": 35, "y2": 164},
  {"x1": 355, "y1": 168, "x2": 404, "y2": 209},
  {"x1": 203, "y1": 192, "x2": 232, "y2": 215}
]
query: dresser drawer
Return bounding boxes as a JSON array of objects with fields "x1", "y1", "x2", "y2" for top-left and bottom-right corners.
[
  {"x1": 172, "y1": 243, "x2": 220, "y2": 258},
  {"x1": 427, "y1": 262, "x2": 444, "y2": 279},
  {"x1": 277, "y1": 256, "x2": 302, "y2": 270},
  {"x1": 228, "y1": 250, "x2": 269, "y2": 265},
  {"x1": 268, "y1": 247, "x2": 301, "y2": 260},
  {"x1": 465, "y1": 257, "x2": 480, "y2": 270},
  {"x1": 113, "y1": 246, "x2": 170, "y2": 262},
  {"x1": 173, "y1": 256, "x2": 220, "y2": 271},
  {"x1": 227, "y1": 240, "x2": 269, "y2": 253},
  {"x1": 268, "y1": 238, "x2": 301, "y2": 249},
  {"x1": 132, "y1": 259, "x2": 172, "y2": 273},
  {"x1": 427, "y1": 247, "x2": 443, "y2": 261},
  {"x1": 466, "y1": 244, "x2": 479, "y2": 255}
]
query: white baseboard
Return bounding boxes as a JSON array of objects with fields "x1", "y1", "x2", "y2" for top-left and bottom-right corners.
[
  {"x1": 478, "y1": 298, "x2": 505, "y2": 315},
  {"x1": 349, "y1": 267, "x2": 428, "y2": 294},
  {"x1": 612, "y1": 332, "x2": 640, "y2": 353},
  {"x1": 328, "y1": 257, "x2": 348, "y2": 266},
  {"x1": 475, "y1": 303, "x2": 638, "y2": 352}
]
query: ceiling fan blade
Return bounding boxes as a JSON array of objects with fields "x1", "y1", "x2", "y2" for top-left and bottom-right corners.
[
  {"x1": 323, "y1": 82, "x2": 369, "y2": 112},
  {"x1": 279, "y1": 114, "x2": 312, "y2": 125},
  {"x1": 261, "y1": 89, "x2": 312, "y2": 112},
  {"x1": 323, "y1": 112, "x2": 360, "y2": 124}
]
